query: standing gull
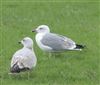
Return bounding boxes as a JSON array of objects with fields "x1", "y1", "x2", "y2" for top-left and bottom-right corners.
[
  {"x1": 32, "y1": 25, "x2": 84, "y2": 52},
  {"x1": 10, "y1": 37, "x2": 37, "y2": 73}
]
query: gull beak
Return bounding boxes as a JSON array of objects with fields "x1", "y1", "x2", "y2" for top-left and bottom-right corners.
[
  {"x1": 18, "y1": 41, "x2": 21, "y2": 44},
  {"x1": 32, "y1": 29, "x2": 36, "y2": 32}
]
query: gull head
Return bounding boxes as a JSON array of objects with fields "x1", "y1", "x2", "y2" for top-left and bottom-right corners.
[
  {"x1": 32, "y1": 25, "x2": 50, "y2": 33},
  {"x1": 19, "y1": 37, "x2": 33, "y2": 49}
]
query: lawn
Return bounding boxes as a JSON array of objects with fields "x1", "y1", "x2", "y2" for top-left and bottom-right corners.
[{"x1": 0, "y1": 0, "x2": 99, "y2": 85}]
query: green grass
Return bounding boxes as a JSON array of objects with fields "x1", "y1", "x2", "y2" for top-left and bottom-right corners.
[{"x1": 0, "y1": 0, "x2": 100, "y2": 85}]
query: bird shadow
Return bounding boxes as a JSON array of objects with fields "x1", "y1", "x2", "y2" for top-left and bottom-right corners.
[{"x1": 1, "y1": 70, "x2": 36, "y2": 81}]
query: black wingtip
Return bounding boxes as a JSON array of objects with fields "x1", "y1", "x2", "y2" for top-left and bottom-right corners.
[
  {"x1": 10, "y1": 64, "x2": 30, "y2": 73},
  {"x1": 10, "y1": 64, "x2": 20, "y2": 73},
  {"x1": 75, "y1": 44, "x2": 86, "y2": 49}
]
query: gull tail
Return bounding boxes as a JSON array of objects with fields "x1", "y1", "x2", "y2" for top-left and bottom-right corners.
[
  {"x1": 76, "y1": 44, "x2": 85, "y2": 49},
  {"x1": 10, "y1": 63, "x2": 20, "y2": 73},
  {"x1": 74, "y1": 44, "x2": 86, "y2": 51},
  {"x1": 10, "y1": 63, "x2": 30, "y2": 73}
]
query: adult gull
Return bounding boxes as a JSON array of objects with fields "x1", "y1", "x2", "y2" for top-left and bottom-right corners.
[
  {"x1": 32, "y1": 25, "x2": 84, "y2": 52},
  {"x1": 10, "y1": 37, "x2": 37, "y2": 73}
]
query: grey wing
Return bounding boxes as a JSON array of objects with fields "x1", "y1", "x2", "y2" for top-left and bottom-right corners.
[
  {"x1": 41, "y1": 33, "x2": 76, "y2": 51},
  {"x1": 11, "y1": 49, "x2": 36, "y2": 69}
]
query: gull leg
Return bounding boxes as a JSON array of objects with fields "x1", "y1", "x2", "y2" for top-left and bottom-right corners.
[
  {"x1": 48, "y1": 53, "x2": 52, "y2": 58},
  {"x1": 27, "y1": 71, "x2": 30, "y2": 80},
  {"x1": 49, "y1": 52, "x2": 59, "y2": 58},
  {"x1": 43, "y1": 52, "x2": 52, "y2": 58},
  {"x1": 53, "y1": 52, "x2": 63, "y2": 58}
]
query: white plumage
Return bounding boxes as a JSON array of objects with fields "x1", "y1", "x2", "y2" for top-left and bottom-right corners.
[
  {"x1": 10, "y1": 37, "x2": 37, "y2": 73},
  {"x1": 32, "y1": 25, "x2": 84, "y2": 52}
]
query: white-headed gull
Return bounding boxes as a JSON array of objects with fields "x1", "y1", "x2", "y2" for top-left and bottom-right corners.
[
  {"x1": 32, "y1": 25, "x2": 84, "y2": 52},
  {"x1": 10, "y1": 37, "x2": 37, "y2": 73}
]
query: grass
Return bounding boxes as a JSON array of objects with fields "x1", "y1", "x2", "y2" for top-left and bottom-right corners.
[{"x1": 0, "y1": 0, "x2": 100, "y2": 85}]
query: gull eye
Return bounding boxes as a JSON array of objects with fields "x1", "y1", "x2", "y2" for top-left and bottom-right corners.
[
  {"x1": 40, "y1": 28, "x2": 43, "y2": 30},
  {"x1": 23, "y1": 39, "x2": 25, "y2": 41}
]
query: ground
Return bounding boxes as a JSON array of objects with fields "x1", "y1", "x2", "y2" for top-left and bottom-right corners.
[{"x1": 0, "y1": 0, "x2": 99, "y2": 85}]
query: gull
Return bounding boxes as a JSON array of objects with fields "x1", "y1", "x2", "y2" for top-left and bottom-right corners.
[
  {"x1": 10, "y1": 37, "x2": 37, "y2": 74},
  {"x1": 32, "y1": 25, "x2": 84, "y2": 53}
]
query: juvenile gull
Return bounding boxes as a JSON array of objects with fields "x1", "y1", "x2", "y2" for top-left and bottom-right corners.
[
  {"x1": 10, "y1": 37, "x2": 37, "y2": 73},
  {"x1": 32, "y1": 25, "x2": 84, "y2": 52}
]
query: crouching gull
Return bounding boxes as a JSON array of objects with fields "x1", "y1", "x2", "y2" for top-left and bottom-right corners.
[
  {"x1": 10, "y1": 37, "x2": 37, "y2": 73},
  {"x1": 32, "y1": 25, "x2": 85, "y2": 53}
]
